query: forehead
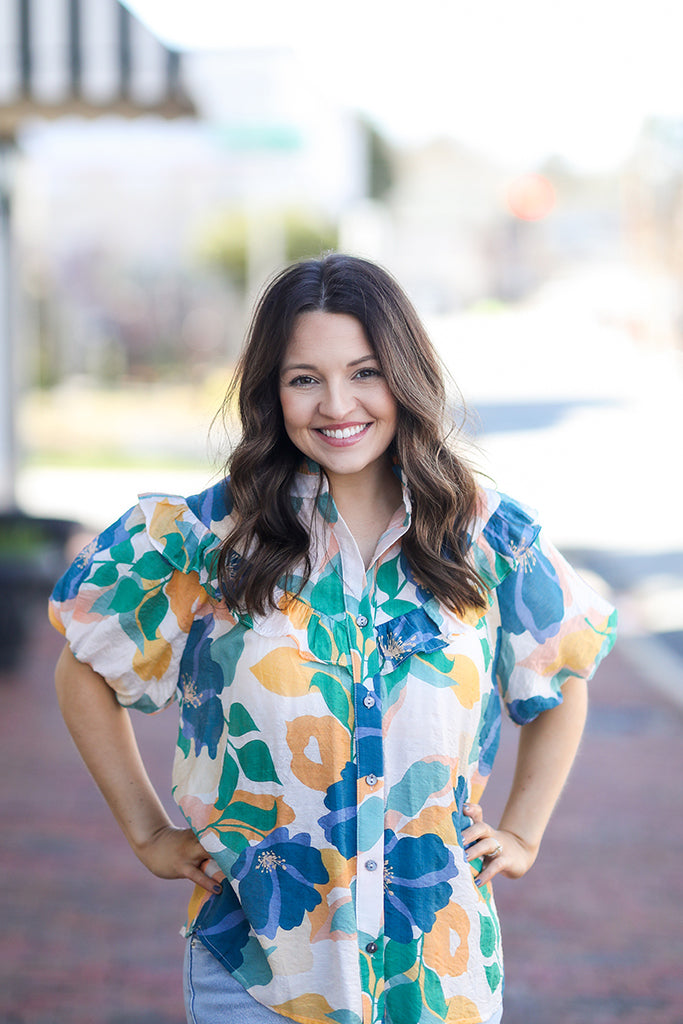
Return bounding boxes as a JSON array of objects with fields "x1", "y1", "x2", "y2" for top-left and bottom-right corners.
[{"x1": 284, "y1": 311, "x2": 374, "y2": 364}]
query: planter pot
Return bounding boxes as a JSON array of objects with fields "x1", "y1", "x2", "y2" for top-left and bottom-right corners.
[{"x1": 0, "y1": 512, "x2": 80, "y2": 671}]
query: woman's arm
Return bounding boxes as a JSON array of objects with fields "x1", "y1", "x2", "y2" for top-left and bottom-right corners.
[
  {"x1": 462, "y1": 675, "x2": 588, "y2": 887},
  {"x1": 55, "y1": 644, "x2": 221, "y2": 894}
]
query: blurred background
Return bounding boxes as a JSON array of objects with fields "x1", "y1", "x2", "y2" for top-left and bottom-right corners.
[
  {"x1": 2, "y1": 0, "x2": 682, "y2": 667},
  {"x1": 1, "y1": 1, "x2": 683, "y2": 1021}
]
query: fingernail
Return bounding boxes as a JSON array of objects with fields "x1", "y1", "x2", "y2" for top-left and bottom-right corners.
[
  {"x1": 474, "y1": 877, "x2": 484, "y2": 887},
  {"x1": 213, "y1": 884, "x2": 222, "y2": 894},
  {"x1": 463, "y1": 803, "x2": 472, "y2": 812}
]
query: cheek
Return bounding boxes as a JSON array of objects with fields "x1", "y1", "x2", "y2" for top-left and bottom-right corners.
[
  {"x1": 380, "y1": 389, "x2": 399, "y2": 429},
  {"x1": 279, "y1": 391, "x2": 307, "y2": 433}
]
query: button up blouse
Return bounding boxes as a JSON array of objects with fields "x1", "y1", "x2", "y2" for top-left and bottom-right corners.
[{"x1": 49, "y1": 463, "x2": 617, "y2": 1024}]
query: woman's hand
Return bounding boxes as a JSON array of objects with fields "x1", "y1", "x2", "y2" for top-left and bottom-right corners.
[
  {"x1": 462, "y1": 803, "x2": 538, "y2": 888},
  {"x1": 132, "y1": 825, "x2": 223, "y2": 895}
]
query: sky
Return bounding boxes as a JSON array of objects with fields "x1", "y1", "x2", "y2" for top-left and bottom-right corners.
[{"x1": 125, "y1": 0, "x2": 683, "y2": 171}]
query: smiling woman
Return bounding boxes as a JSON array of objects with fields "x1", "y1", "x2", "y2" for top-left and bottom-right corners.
[{"x1": 50, "y1": 253, "x2": 616, "y2": 1024}]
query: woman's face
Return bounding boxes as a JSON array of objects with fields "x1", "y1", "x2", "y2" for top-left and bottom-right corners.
[{"x1": 279, "y1": 311, "x2": 398, "y2": 487}]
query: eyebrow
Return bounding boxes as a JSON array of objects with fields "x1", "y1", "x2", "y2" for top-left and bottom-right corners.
[{"x1": 281, "y1": 354, "x2": 379, "y2": 373}]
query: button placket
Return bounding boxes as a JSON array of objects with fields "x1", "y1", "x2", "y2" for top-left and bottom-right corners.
[{"x1": 350, "y1": 592, "x2": 385, "y2": 960}]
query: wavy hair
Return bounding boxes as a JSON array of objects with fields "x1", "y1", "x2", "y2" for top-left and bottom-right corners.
[{"x1": 217, "y1": 253, "x2": 486, "y2": 616}]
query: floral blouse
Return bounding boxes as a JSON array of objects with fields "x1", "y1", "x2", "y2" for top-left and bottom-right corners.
[{"x1": 49, "y1": 463, "x2": 616, "y2": 1024}]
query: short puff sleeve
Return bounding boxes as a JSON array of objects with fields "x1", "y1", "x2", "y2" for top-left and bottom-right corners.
[
  {"x1": 476, "y1": 492, "x2": 617, "y2": 725},
  {"x1": 48, "y1": 494, "x2": 223, "y2": 713}
]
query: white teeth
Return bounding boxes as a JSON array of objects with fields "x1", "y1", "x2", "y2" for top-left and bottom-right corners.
[{"x1": 320, "y1": 424, "x2": 367, "y2": 439}]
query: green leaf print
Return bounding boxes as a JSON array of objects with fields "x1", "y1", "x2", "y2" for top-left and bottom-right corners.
[
  {"x1": 311, "y1": 570, "x2": 342, "y2": 612},
  {"x1": 134, "y1": 549, "x2": 172, "y2": 580},
  {"x1": 479, "y1": 913, "x2": 497, "y2": 958},
  {"x1": 236, "y1": 739, "x2": 281, "y2": 784},
  {"x1": 308, "y1": 616, "x2": 333, "y2": 662},
  {"x1": 223, "y1": 798, "x2": 278, "y2": 834},
  {"x1": 89, "y1": 562, "x2": 119, "y2": 587},
  {"x1": 311, "y1": 671, "x2": 351, "y2": 729},
  {"x1": 386, "y1": 978, "x2": 422, "y2": 1024},
  {"x1": 383, "y1": 659, "x2": 411, "y2": 700},
  {"x1": 375, "y1": 557, "x2": 399, "y2": 597},
  {"x1": 422, "y1": 964, "x2": 448, "y2": 1017},
  {"x1": 160, "y1": 530, "x2": 186, "y2": 568},
  {"x1": 380, "y1": 599, "x2": 416, "y2": 619},
  {"x1": 110, "y1": 537, "x2": 134, "y2": 564},
  {"x1": 385, "y1": 938, "x2": 418, "y2": 975},
  {"x1": 109, "y1": 576, "x2": 146, "y2": 613},
  {"x1": 228, "y1": 702, "x2": 258, "y2": 737},
  {"x1": 333, "y1": 619, "x2": 350, "y2": 655},
  {"x1": 386, "y1": 761, "x2": 451, "y2": 817},
  {"x1": 219, "y1": 829, "x2": 249, "y2": 856},
  {"x1": 138, "y1": 592, "x2": 169, "y2": 640},
  {"x1": 217, "y1": 753, "x2": 239, "y2": 806},
  {"x1": 485, "y1": 962, "x2": 502, "y2": 992}
]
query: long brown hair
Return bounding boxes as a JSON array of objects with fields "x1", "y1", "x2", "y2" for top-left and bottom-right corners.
[{"x1": 217, "y1": 253, "x2": 486, "y2": 616}]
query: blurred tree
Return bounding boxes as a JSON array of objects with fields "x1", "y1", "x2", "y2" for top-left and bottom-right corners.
[
  {"x1": 197, "y1": 207, "x2": 338, "y2": 289},
  {"x1": 363, "y1": 120, "x2": 395, "y2": 201}
]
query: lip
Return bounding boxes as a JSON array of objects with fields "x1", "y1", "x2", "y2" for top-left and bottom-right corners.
[{"x1": 314, "y1": 422, "x2": 371, "y2": 447}]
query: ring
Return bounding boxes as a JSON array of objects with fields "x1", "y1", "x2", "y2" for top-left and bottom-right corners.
[{"x1": 489, "y1": 843, "x2": 502, "y2": 858}]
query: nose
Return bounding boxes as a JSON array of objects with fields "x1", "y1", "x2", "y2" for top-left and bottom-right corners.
[{"x1": 318, "y1": 379, "x2": 356, "y2": 421}]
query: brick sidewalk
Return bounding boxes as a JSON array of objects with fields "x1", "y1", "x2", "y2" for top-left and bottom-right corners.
[{"x1": 2, "y1": 618, "x2": 682, "y2": 1023}]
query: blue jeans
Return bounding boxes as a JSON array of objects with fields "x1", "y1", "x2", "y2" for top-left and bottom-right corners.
[{"x1": 183, "y1": 935, "x2": 504, "y2": 1023}]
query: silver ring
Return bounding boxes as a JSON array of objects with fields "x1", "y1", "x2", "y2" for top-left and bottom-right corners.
[{"x1": 489, "y1": 843, "x2": 502, "y2": 859}]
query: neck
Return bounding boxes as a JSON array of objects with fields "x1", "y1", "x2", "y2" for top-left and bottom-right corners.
[{"x1": 326, "y1": 459, "x2": 403, "y2": 529}]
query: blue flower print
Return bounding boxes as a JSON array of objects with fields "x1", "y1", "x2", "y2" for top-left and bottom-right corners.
[
  {"x1": 233, "y1": 828, "x2": 329, "y2": 940},
  {"x1": 496, "y1": 540, "x2": 565, "y2": 642},
  {"x1": 319, "y1": 761, "x2": 358, "y2": 858},
  {"x1": 384, "y1": 830, "x2": 456, "y2": 943},
  {"x1": 194, "y1": 883, "x2": 251, "y2": 970},
  {"x1": 177, "y1": 615, "x2": 225, "y2": 758},
  {"x1": 482, "y1": 495, "x2": 538, "y2": 559}
]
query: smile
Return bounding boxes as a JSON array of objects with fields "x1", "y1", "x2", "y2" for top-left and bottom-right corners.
[{"x1": 318, "y1": 424, "x2": 369, "y2": 440}]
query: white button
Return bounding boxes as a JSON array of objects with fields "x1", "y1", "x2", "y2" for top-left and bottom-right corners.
[
  {"x1": 366, "y1": 773, "x2": 378, "y2": 787},
  {"x1": 356, "y1": 614, "x2": 369, "y2": 627},
  {"x1": 365, "y1": 859, "x2": 378, "y2": 871},
  {"x1": 363, "y1": 694, "x2": 375, "y2": 708}
]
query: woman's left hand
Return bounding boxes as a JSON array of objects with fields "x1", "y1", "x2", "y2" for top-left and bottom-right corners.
[{"x1": 462, "y1": 803, "x2": 538, "y2": 888}]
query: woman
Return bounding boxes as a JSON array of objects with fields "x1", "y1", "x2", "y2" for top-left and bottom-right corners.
[{"x1": 51, "y1": 254, "x2": 617, "y2": 1024}]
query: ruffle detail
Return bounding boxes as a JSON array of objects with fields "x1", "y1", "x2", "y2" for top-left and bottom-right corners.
[
  {"x1": 137, "y1": 491, "x2": 227, "y2": 599},
  {"x1": 48, "y1": 485, "x2": 234, "y2": 712}
]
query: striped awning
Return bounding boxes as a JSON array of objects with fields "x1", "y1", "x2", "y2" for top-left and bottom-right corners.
[{"x1": 0, "y1": 0, "x2": 195, "y2": 137}]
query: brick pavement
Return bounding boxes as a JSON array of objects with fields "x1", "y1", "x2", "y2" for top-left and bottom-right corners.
[{"x1": 2, "y1": 615, "x2": 682, "y2": 1024}]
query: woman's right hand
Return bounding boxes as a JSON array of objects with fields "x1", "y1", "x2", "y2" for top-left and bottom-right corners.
[{"x1": 133, "y1": 824, "x2": 223, "y2": 895}]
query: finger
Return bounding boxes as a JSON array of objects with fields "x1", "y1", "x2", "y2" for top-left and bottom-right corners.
[
  {"x1": 465, "y1": 835, "x2": 500, "y2": 863},
  {"x1": 183, "y1": 861, "x2": 224, "y2": 895},
  {"x1": 473, "y1": 837, "x2": 506, "y2": 887},
  {"x1": 462, "y1": 818, "x2": 491, "y2": 849},
  {"x1": 475, "y1": 857, "x2": 505, "y2": 888},
  {"x1": 463, "y1": 802, "x2": 483, "y2": 823}
]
